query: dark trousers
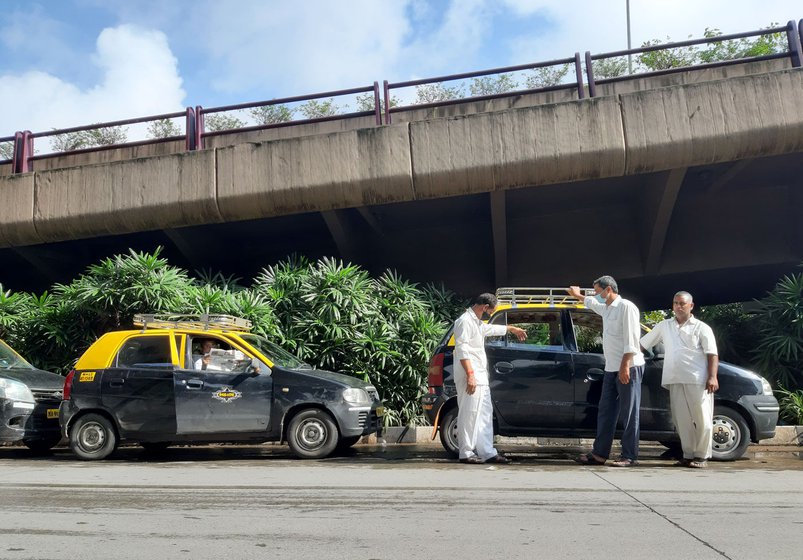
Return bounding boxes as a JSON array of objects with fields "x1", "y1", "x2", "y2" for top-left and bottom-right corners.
[{"x1": 592, "y1": 366, "x2": 644, "y2": 461}]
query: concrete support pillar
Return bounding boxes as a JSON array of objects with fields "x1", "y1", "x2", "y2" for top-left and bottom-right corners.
[{"x1": 639, "y1": 168, "x2": 686, "y2": 276}]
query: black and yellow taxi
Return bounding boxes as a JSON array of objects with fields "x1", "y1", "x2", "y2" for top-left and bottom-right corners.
[
  {"x1": 1, "y1": 339, "x2": 63, "y2": 452},
  {"x1": 423, "y1": 287, "x2": 779, "y2": 461},
  {"x1": 59, "y1": 314, "x2": 383, "y2": 460}
]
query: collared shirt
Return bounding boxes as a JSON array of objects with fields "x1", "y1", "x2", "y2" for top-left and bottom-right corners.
[
  {"x1": 453, "y1": 308, "x2": 508, "y2": 385},
  {"x1": 640, "y1": 315, "x2": 718, "y2": 386},
  {"x1": 584, "y1": 295, "x2": 645, "y2": 372}
]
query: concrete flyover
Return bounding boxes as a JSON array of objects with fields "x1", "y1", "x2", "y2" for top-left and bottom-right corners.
[{"x1": 1, "y1": 64, "x2": 802, "y2": 308}]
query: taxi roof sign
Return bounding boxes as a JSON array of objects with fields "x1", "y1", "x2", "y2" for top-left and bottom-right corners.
[
  {"x1": 133, "y1": 313, "x2": 252, "y2": 332},
  {"x1": 495, "y1": 287, "x2": 594, "y2": 307}
]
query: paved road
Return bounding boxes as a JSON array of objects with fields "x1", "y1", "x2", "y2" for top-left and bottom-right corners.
[{"x1": 0, "y1": 444, "x2": 800, "y2": 560}]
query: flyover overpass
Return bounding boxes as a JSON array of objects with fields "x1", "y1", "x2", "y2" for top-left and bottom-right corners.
[{"x1": 1, "y1": 25, "x2": 803, "y2": 309}]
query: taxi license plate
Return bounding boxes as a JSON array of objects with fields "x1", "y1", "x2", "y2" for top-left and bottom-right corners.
[
  {"x1": 46, "y1": 408, "x2": 59, "y2": 419},
  {"x1": 375, "y1": 406, "x2": 384, "y2": 417}
]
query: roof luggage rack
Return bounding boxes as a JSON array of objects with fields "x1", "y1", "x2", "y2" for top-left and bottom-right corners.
[
  {"x1": 133, "y1": 314, "x2": 252, "y2": 332},
  {"x1": 495, "y1": 287, "x2": 594, "y2": 307}
]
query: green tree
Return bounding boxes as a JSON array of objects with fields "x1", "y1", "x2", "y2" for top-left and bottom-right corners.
[
  {"x1": 469, "y1": 73, "x2": 518, "y2": 96},
  {"x1": 0, "y1": 141, "x2": 13, "y2": 160},
  {"x1": 526, "y1": 64, "x2": 571, "y2": 88},
  {"x1": 51, "y1": 125, "x2": 128, "y2": 152},
  {"x1": 355, "y1": 92, "x2": 400, "y2": 113},
  {"x1": 298, "y1": 98, "x2": 341, "y2": 119},
  {"x1": 147, "y1": 118, "x2": 182, "y2": 139},
  {"x1": 250, "y1": 104, "x2": 295, "y2": 125},
  {"x1": 591, "y1": 57, "x2": 629, "y2": 79},
  {"x1": 414, "y1": 83, "x2": 464, "y2": 104},
  {"x1": 205, "y1": 113, "x2": 247, "y2": 132}
]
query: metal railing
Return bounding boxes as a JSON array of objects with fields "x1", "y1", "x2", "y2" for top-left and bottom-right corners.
[
  {"x1": 382, "y1": 53, "x2": 585, "y2": 125},
  {"x1": 3, "y1": 19, "x2": 801, "y2": 175}
]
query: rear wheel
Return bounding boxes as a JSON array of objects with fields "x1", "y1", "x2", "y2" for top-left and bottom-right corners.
[
  {"x1": 439, "y1": 407, "x2": 459, "y2": 458},
  {"x1": 711, "y1": 406, "x2": 750, "y2": 461},
  {"x1": 70, "y1": 413, "x2": 117, "y2": 460},
  {"x1": 287, "y1": 409, "x2": 339, "y2": 459}
]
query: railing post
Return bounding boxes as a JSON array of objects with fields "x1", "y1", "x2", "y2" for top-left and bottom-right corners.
[
  {"x1": 584, "y1": 52, "x2": 597, "y2": 98},
  {"x1": 383, "y1": 80, "x2": 391, "y2": 125},
  {"x1": 786, "y1": 20, "x2": 802, "y2": 68},
  {"x1": 185, "y1": 107, "x2": 196, "y2": 150},
  {"x1": 574, "y1": 52, "x2": 585, "y2": 99},
  {"x1": 194, "y1": 106, "x2": 204, "y2": 150},
  {"x1": 13, "y1": 131, "x2": 33, "y2": 174},
  {"x1": 373, "y1": 81, "x2": 382, "y2": 125}
]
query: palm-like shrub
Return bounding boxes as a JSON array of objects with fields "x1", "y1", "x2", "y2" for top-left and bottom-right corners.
[{"x1": 754, "y1": 272, "x2": 803, "y2": 391}]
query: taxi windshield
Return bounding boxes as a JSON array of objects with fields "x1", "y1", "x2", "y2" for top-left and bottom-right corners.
[
  {"x1": 0, "y1": 340, "x2": 34, "y2": 370},
  {"x1": 239, "y1": 334, "x2": 310, "y2": 369}
]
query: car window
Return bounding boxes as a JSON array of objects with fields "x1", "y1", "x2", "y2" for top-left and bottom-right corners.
[
  {"x1": 116, "y1": 336, "x2": 173, "y2": 367},
  {"x1": 570, "y1": 310, "x2": 604, "y2": 353},
  {"x1": 487, "y1": 310, "x2": 564, "y2": 350},
  {"x1": 190, "y1": 336, "x2": 254, "y2": 373}
]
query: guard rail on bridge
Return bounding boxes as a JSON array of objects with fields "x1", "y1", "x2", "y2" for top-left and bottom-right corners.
[{"x1": 1, "y1": 19, "x2": 801, "y2": 176}]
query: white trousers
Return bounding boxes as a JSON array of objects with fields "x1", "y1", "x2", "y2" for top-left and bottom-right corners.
[
  {"x1": 669, "y1": 383, "x2": 714, "y2": 460},
  {"x1": 454, "y1": 380, "x2": 498, "y2": 461}
]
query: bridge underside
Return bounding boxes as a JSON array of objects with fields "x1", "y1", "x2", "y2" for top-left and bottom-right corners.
[{"x1": 3, "y1": 150, "x2": 801, "y2": 310}]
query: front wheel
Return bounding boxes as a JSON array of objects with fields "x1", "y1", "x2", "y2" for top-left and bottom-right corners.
[
  {"x1": 287, "y1": 409, "x2": 339, "y2": 459},
  {"x1": 438, "y1": 407, "x2": 459, "y2": 458},
  {"x1": 711, "y1": 406, "x2": 751, "y2": 461},
  {"x1": 70, "y1": 413, "x2": 117, "y2": 460}
]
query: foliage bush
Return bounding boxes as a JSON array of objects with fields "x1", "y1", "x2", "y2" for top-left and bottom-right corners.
[{"x1": 0, "y1": 249, "x2": 462, "y2": 426}]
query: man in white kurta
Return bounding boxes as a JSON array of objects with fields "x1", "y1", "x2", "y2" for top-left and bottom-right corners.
[
  {"x1": 640, "y1": 291, "x2": 719, "y2": 467},
  {"x1": 453, "y1": 293, "x2": 526, "y2": 464}
]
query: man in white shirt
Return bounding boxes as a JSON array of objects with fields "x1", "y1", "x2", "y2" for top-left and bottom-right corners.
[
  {"x1": 453, "y1": 293, "x2": 527, "y2": 464},
  {"x1": 568, "y1": 276, "x2": 645, "y2": 467},
  {"x1": 640, "y1": 291, "x2": 719, "y2": 468}
]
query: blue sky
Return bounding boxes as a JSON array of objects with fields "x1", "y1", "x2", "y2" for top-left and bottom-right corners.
[{"x1": 1, "y1": 0, "x2": 800, "y2": 135}]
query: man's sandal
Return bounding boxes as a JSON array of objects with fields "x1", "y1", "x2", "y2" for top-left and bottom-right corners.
[
  {"x1": 575, "y1": 453, "x2": 606, "y2": 466},
  {"x1": 687, "y1": 458, "x2": 708, "y2": 468},
  {"x1": 610, "y1": 458, "x2": 638, "y2": 467}
]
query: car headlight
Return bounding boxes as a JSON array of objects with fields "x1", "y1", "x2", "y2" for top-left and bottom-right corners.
[
  {"x1": 342, "y1": 388, "x2": 371, "y2": 405},
  {"x1": 0, "y1": 378, "x2": 35, "y2": 403},
  {"x1": 759, "y1": 376, "x2": 773, "y2": 396}
]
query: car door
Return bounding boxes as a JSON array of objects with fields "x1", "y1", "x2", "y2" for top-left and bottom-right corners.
[
  {"x1": 103, "y1": 333, "x2": 178, "y2": 437},
  {"x1": 174, "y1": 335, "x2": 272, "y2": 434},
  {"x1": 567, "y1": 309, "x2": 674, "y2": 432},
  {"x1": 487, "y1": 310, "x2": 574, "y2": 430}
]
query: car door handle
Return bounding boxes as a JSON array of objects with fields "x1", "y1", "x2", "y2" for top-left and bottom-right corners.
[
  {"x1": 108, "y1": 379, "x2": 125, "y2": 387},
  {"x1": 185, "y1": 379, "x2": 204, "y2": 389},
  {"x1": 494, "y1": 362, "x2": 514, "y2": 374},
  {"x1": 584, "y1": 368, "x2": 605, "y2": 383}
]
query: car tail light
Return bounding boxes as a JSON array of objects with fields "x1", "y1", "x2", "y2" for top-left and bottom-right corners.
[
  {"x1": 427, "y1": 353, "x2": 444, "y2": 393},
  {"x1": 63, "y1": 370, "x2": 75, "y2": 400}
]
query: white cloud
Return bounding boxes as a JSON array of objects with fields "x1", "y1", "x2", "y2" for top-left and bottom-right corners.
[
  {"x1": 0, "y1": 24, "x2": 185, "y2": 138},
  {"x1": 194, "y1": 0, "x2": 413, "y2": 96},
  {"x1": 500, "y1": 0, "x2": 802, "y2": 63}
]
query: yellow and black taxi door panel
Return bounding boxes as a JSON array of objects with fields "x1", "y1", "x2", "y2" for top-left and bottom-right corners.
[
  {"x1": 103, "y1": 333, "x2": 178, "y2": 436},
  {"x1": 174, "y1": 339, "x2": 272, "y2": 434}
]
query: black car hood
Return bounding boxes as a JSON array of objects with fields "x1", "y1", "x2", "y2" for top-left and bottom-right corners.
[
  {"x1": 279, "y1": 366, "x2": 371, "y2": 389},
  {"x1": 0, "y1": 368, "x2": 64, "y2": 391}
]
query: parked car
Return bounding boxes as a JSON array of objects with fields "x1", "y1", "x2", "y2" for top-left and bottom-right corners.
[
  {"x1": 59, "y1": 314, "x2": 383, "y2": 460},
  {"x1": 0, "y1": 339, "x2": 64, "y2": 452},
  {"x1": 422, "y1": 287, "x2": 780, "y2": 461}
]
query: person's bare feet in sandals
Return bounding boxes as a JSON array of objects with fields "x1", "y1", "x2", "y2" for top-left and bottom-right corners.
[
  {"x1": 610, "y1": 458, "x2": 638, "y2": 467},
  {"x1": 688, "y1": 458, "x2": 707, "y2": 468},
  {"x1": 575, "y1": 452, "x2": 606, "y2": 465}
]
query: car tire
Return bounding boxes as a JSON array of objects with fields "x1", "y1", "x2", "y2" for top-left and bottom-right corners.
[
  {"x1": 23, "y1": 435, "x2": 62, "y2": 454},
  {"x1": 287, "y1": 409, "x2": 339, "y2": 459},
  {"x1": 439, "y1": 407, "x2": 459, "y2": 459},
  {"x1": 711, "y1": 406, "x2": 751, "y2": 461},
  {"x1": 70, "y1": 413, "x2": 117, "y2": 460}
]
